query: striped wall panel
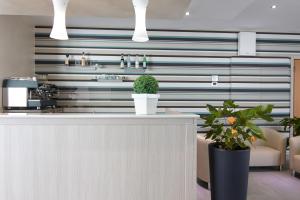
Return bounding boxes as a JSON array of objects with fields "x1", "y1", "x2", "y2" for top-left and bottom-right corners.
[
  {"x1": 35, "y1": 27, "x2": 292, "y2": 134},
  {"x1": 35, "y1": 27, "x2": 238, "y2": 57},
  {"x1": 257, "y1": 33, "x2": 300, "y2": 57}
]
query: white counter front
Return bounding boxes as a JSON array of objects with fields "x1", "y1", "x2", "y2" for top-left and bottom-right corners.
[
  {"x1": 0, "y1": 113, "x2": 199, "y2": 119},
  {"x1": 0, "y1": 113, "x2": 199, "y2": 200}
]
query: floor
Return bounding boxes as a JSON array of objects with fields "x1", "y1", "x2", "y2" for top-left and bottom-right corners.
[{"x1": 197, "y1": 171, "x2": 300, "y2": 200}]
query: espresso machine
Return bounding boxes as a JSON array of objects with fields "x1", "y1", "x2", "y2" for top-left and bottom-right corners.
[{"x1": 2, "y1": 77, "x2": 57, "y2": 111}]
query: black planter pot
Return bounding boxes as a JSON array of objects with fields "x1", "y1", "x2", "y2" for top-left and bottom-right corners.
[{"x1": 209, "y1": 144, "x2": 250, "y2": 200}]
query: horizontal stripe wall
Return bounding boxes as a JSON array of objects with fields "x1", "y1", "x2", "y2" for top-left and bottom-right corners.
[
  {"x1": 35, "y1": 27, "x2": 292, "y2": 133},
  {"x1": 257, "y1": 33, "x2": 300, "y2": 57}
]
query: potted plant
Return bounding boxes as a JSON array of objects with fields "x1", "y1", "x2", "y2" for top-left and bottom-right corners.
[
  {"x1": 280, "y1": 117, "x2": 300, "y2": 137},
  {"x1": 132, "y1": 75, "x2": 159, "y2": 115},
  {"x1": 202, "y1": 100, "x2": 273, "y2": 200}
]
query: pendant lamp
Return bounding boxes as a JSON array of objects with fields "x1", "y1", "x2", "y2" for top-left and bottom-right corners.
[
  {"x1": 132, "y1": 0, "x2": 149, "y2": 42},
  {"x1": 50, "y1": 0, "x2": 69, "y2": 40}
]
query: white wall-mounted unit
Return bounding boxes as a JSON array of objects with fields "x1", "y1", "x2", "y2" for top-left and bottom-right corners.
[{"x1": 238, "y1": 32, "x2": 256, "y2": 56}]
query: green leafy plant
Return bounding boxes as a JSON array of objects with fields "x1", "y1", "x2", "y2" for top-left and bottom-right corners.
[
  {"x1": 201, "y1": 100, "x2": 274, "y2": 150},
  {"x1": 133, "y1": 75, "x2": 159, "y2": 94},
  {"x1": 280, "y1": 117, "x2": 300, "y2": 137}
]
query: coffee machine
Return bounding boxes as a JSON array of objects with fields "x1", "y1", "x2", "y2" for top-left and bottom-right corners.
[{"x1": 2, "y1": 77, "x2": 57, "y2": 111}]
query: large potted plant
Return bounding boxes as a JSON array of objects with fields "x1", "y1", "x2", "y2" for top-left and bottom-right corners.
[
  {"x1": 132, "y1": 75, "x2": 159, "y2": 115},
  {"x1": 280, "y1": 117, "x2": 300, "y2": 137},
  {"x1": 202, "y1": 100, "x2": 273, "y2": 200}
]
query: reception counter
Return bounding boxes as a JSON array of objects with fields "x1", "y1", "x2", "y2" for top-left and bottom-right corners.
[{"x1": 0, "y1": 113, "x2": 199, "y2": 200}]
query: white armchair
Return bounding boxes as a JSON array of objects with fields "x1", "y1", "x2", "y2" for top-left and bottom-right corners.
[
  {"x1": 197, "y1": 134, "x2": 212, "y2": 184},
  {"x1": 250, "y1": 128, "x2": 287, "y2": 169},
  {"x1": 290, "y1": 136, "x2": 300, "y2": 175}
]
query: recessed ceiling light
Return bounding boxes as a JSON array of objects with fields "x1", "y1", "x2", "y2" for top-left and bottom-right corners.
[
  {"x1": 271, "y1": 5, "x2": 277, "y2": 9},
  {"x1": 185, "y1": 11, "x2": 190, "y2": 16}
]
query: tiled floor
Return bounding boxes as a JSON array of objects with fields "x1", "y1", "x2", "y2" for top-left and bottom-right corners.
[{"x1": 197, "y1": 171, "x2": 300, "y2": 200}]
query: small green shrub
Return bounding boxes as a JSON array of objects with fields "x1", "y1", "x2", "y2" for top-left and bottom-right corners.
[
  {"x1": 133, "y1": 75, "x2": 159, "y2": 94},
  {"x1": 280, "y1": 117, "x2": 300, "y2": 137}
]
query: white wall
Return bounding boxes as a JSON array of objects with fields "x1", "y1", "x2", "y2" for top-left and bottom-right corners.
[{"x1": 0, "y1": 16, "x2": 34, "y2": 109}]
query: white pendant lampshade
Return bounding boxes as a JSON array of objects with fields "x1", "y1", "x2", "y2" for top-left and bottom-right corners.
[
  {"x1": 132, "y1": 0, "x2": 149, "y2": 42},
  {"x1": 50, "y1": 0, "x2": 69, "y2": 40}
]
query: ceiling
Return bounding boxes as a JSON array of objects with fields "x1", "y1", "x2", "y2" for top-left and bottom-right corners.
[
  {"x1": 184, "y1": 0, "x2": 300, "y2": 32},
  {"x1": 1, "y1": 0, "x2": 300, "y2": 33},
  {"x1": 0, "y1": 0, "x2": 191, "y2": 19}
]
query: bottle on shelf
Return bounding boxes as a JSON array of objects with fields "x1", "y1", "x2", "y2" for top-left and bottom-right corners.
[
  {"x1": 86, "y1": 53, "x2": 90, "y2": 66},
  {"x1": 127, "y1": 55, "x2": 131, "y2": 68},
  {"x1": 120, "y1": 54, "x2": 125, "y2": 69},
  {"x1": 143, "y1": 54, "x2": 147, "y2": 69},
  {"x1": 135, "y1": 55, "x2": 139, "y2": 69},
  {"x1": 81, "y1": 52, "x2": 87, "y2": 67},
  {"x1": 65, "y1": 54, "x2": 70, "y2": 66}
]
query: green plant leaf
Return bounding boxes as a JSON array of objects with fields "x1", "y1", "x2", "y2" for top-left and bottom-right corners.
[{"x1": 202, "y1": 100, "x2": 273, "y2": 150}]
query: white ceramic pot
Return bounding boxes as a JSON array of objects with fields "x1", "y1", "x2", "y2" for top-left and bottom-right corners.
[{"x1": 132, "y1": 94, "x2": 160, "y2": 115}]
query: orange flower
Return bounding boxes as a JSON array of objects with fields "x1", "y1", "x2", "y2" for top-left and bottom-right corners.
[
  {"x1": 227, "y1": 116, "x2": 237, "y2": 125},
  {"x1": 250, "y1": 136, "x2": 257, "y2": 143},
  {"x1": 231, "y1": 128, "x2": 238, "y2": 137}
]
